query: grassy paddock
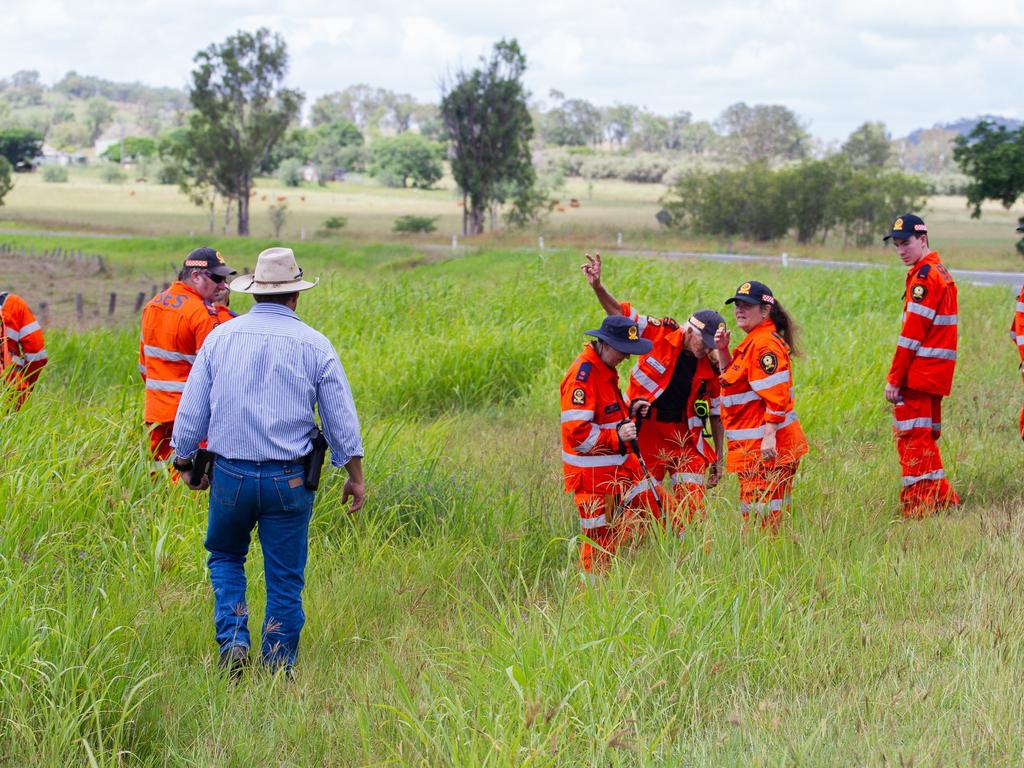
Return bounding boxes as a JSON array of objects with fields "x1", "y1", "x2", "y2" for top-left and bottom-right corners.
[{"x1": 3, "y1": 247, "x2": 1024, "y2": 765}]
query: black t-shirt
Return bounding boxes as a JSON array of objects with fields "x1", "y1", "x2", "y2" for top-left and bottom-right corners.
[{"x1": 653, "y1": 350, "x2": 697, "y2": 422}]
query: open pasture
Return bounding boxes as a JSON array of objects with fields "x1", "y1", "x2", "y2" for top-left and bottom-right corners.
[
  {"x1": 3, "y1": 168, "x2": 1024, "y2": 271},
  {"x1": 3, "y1": 243, "x2": 1024, "y2": 765}
]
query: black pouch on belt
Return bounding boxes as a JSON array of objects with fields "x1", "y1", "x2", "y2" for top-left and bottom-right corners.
[
  {"x1": 303, "y1": 426, "x2": 329, "y2": 491},
  {"x1": 191, "y1": 448, "x2": 214, "y2": 488}
]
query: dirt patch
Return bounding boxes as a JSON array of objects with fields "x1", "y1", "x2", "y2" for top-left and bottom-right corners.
[{"x1": 0, "y1": 248, "x2": 167, "y2": 331}]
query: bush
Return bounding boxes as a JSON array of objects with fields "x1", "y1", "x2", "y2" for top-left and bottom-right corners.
[
  {"x1": 277, "y1": 158, "x2": 303, "y2": 187},
  {"x1": 155, "y1": 162, "x2": 183, "y2": 185},
  {"x1": 100, "y1": 165, "x2": 126, "y2": 184},
  {"x1": 323, "y1": 216, "x2": 347, "y2": 231},
  {"x1": 41, "y1": 165, "x2": 68, "y2": 183},
  {"x1": 393, "y1": 215, "x2": 438, "y2": 234}
]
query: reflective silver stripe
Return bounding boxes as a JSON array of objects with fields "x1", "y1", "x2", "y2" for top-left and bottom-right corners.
[
  {"x1": 561, "y1": 409, "x2": 594, "y2": 422},
  {"x1": 768, "y1": 498, "x2": 786, "y2": 511},
  {"x1": 145, "y1": 379, "x2": 186, "y2": 392},
  {"x1": 687, "y1": 416, "x2": 703, "y2": 430},
  {"x1": 622, "y1": 477, "x2": 658, "y2": 506},
  {"x1": 580, "y1": 514, "x2": 607, "y2": 530},
  {"x1": 897, "y1": 336, "x2": 921, "y2": 351},
  {"x1": 905, "y1": 303, "x2": 936, "y2": 320},
  {"x1": 636, "y1": 315, "x2": 648, "y2": 334},
  {"x1": 932, "y1": 314, "x2": 958, "y2": 326},
  {"x1": 721, "y1": 390, "x2": 761, "y2": 407},
  {"x1": 672, "y1": 472, "x2": 705, "y2": 486},
  {"x1": 5, "y1": 320, "x2": 42, "y2": 341},
  {"x1": 893, "y1": 416, "x2": 934, "y2": 431},
  {"x1": 646, "y1": 356, "x2": 666, "y2": 374},
  {"x1": 574, "y1": 424, "x2": 601, "y2": 454},
  {"x1": 633, "y1": 368, "x2": 661, "y2": 394},
  {"x1": 749, "y1": 369, "x2": 790, "y2": 391},
  {"x1": 739, "y1": 502, "x2": 752, "y2": 513},
  {"x1": 626, "y1": 307, "x2": 639, "y2": 322},
  {"x1": 902, "y1": 469, "x2": 946, "y2": 487},
  {"x1": 595, "y1": 421, "x2": 621, "y2": 429},
  {"x1": 917, "y1": 347, "x2": 956, "y2": 360},
  {"x1": 726, "y1": 426, "x2": 765, "y2": 440},
  {"x1": 710, "y1": 397, "x2": 721, "y2": 416},
  {"x1": 10, "y1": 355, "x2": 24, "y2": 366},
  {"x1": 1016, "y1": 336, "x2": 1024, "y2": 346},
  {"x1": 562, "y1": 450, "x2": 628, "y2": 468},
  {"x1": 23, "y1": 350, "x2": 47, "y2": 362},
  {"x1": 137, "y1": 363, "x2": 146, "y2": 375},
  {"x1": 766, "y1": 408, "x2": 787, "y2": 417},
  {"x1": 1017, "y1": 302, "x2": 1024, "y2": 312},
  {"x1": 143, "y1": 345, "x2": 196, "y2": 363}
]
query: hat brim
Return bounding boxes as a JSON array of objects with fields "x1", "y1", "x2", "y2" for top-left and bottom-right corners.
[
  {"x1": 883, "y1": 232, "x2": 919, "y2": 242},
  {"x1": 229, "y1": 275, "x2": 320, "y2": 294},
  {"x1": 725, "y1": 295, "x2": 762, "y2": 306},
  {"x1": 584, "y1": 329, "x2": 652, "y2": 355},
  {"x1": 208, "y1": 264, "x2": 238, "y2": 277},
  {"x1": 1016, "y1": 225, "x2": 1024, "y2": 233}
]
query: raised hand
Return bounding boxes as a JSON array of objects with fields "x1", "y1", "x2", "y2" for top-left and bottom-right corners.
[
  {"x1": 714, "y1": 324, "x2": 731, "y2": 353},
  {"x1": 580, "y1": 252, "x2": 602, "y2": 286}
]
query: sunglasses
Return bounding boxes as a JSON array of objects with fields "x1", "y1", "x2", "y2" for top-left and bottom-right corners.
[{"x1": 204, "y1": 271, "x2": 227, "y2": 284}]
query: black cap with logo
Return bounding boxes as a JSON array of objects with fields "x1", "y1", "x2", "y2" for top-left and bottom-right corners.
[
  {"x1": 584, "y1": 315, "x2": 653, "y2": 355},
  {"x1": 183, "y1": 246, "x2": 237, "y2": 277},
  {"x1": 883, "y1": 213, "x2": 927, "y2": 242},
  {"x1": 687, "y1": 309, "x2": 727, "y2": 349},
  {"x1": 725, "y1": 280, "x2": 775, "y2": 307}
]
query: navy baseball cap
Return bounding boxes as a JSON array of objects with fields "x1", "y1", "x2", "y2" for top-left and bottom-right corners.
[
  {"x1": 183, "y1": 246, "x2": 237, "y2": 277},
  {"x1": 883, "y1": 213, "x2": 927, "y2": 242},
  {"x1": 687, "y1": 309, "x2": 727, "y2": 349},
  {"x1": 725, "y1": 280, "x2": 775, "y2": 306},
  {"x1": 584, "y1": 315, "x2": 652, "y2": 355}
]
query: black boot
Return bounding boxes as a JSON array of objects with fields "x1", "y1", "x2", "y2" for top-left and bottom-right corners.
[{"x1": 218, "y1": 645, "x2": 249, "y2": 680}]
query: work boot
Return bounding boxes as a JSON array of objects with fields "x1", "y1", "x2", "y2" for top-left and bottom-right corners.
[{"x1": 218, "y1": 645, "x2": 249, "y2": 680}]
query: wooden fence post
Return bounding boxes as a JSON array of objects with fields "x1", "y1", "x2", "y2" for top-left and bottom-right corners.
[
  {"x1": 75, "y1": 293, "x2": 83, "y2": 321},
  {"x1": 108, "y1": 293, "x2": 117, "y2": 315},
  {"x1": 134, "y1": 292, "x2": 146, "y2": 312}
]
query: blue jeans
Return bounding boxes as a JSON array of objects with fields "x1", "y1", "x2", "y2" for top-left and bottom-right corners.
[{"x1": 204, "y1": 457, "x2": 315, "y2": 667}]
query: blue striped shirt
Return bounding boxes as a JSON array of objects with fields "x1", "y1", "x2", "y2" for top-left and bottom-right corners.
[{"x1": 171, "y1": 303, "x2": 363, "y2": 467}]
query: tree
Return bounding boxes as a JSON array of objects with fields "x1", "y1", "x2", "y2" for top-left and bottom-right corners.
[
  {"x1": 542, "y1": 91, "x2": 601, "y2": 146},
  {"x1": 101, "y1": 136, "x2": 157, "y2": 163},
  {"x1": 440, "y1": 39, "x2": 536, "y2": 235},
  {"x1": 0, "y1": 157, "x2": 13, "y2": 204},
  {"x1": 310, "y1": 120, "x2": 365, "y2": 178},
  {"x1": 603, "y1": 104, "x2": 636, "y2": 146},
  {"x1": 953, "y1": 121, "x2": 1024, "y2": 217},
  {"x1": 178, "y1": 28, "x2": 303, "y2": 235},
  {"x1": 716, "y1": 102, "x2": 808, "y2": 164},
  {"x1": 842, "y1": 121, "x2": 892, "y2": 169},
  {"x1": 0, "y1": 129, "x2": 43, "y2": 169},
  {"x1": 370, "y1": 133, "x2": 443, "y2": 188},
  {"x1": 84, "y1": 97, "x2": 115, "y2": 143},
  {"x1": 310, "y1": 84, "x2": 402, "y2": 132}
]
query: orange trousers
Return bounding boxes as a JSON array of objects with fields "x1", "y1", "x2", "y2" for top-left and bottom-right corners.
[
  {"x1": 637, "y1": 418, "x2": 709, "y2": 528},
  {"x1": 893, "y1": 390, "x2": 959, "y2": 518},
  {"x1": 573, "y1": 477, "x2": 662, "y2": 573},
  {"x1": 147, "y1": 421, "x2": 174, "y2": 463},
  {"x1": 737, "y1": 461, "x2": 799, "y2": 533}
]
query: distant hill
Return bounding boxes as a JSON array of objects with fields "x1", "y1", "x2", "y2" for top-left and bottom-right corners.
[{"x1": 906, "y1": 115, "x2": 1022, "y2": 145}]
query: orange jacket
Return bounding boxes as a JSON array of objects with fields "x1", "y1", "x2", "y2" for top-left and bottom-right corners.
[
  {"x1": 1, "y1": 293, "x2": 48, "y2": 390},
  {"x1": 719, "y1": 318, "x2": 808, "y2": 472},
  {"x1": 139, "y1": 281, "x2": 220, "y2": 423},
  {"x1": 561, "y1": 343, "x2": 642, "y2": 492},
  {"x1": 1011, "y1": 286, "x2": 1024, "y2": 364},
  {"x1": 621, "y1": 301, "x2": 721, "y2": 461},
  {"x1": 887, "y1": 251, "x2": 958, "y2": 396},
  {"x1": 216, "y1": 305, "x2": 237, "y2": 324}
]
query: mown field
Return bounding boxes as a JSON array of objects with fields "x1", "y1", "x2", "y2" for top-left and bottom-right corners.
[
  {"x1": 3, "y1": 240, "x2": 1024, "y2": 766},
  {"x1": 3, "y1": 166, "x2": 1024, "y2": 271}
]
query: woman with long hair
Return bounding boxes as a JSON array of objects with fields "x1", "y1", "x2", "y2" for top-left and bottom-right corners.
[{"x1": 714, "y1": 280, "x2": 808, "y2": 531}]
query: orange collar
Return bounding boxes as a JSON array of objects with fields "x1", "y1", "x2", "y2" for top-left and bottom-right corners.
[
  {"x1": 734, "y1": 317, "x2": 776, "y2": 354},
  {"x1": 906, "y1": 251, "x2": 940, "y2": 278}
]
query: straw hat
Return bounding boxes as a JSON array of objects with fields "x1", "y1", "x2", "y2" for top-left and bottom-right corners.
[{"x1": 229, "y1": 247, "x2": 319, "y2": 294}]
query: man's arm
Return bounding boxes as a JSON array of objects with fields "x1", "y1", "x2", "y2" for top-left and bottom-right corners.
[
  {"x1": 170, "y1": 344, "x2": 214, "y2": 460},
  {"x1": 316, "y1": 349, "x2": 365, "y2": 512},
  {"x1": 341, "y1": 456, "x2": 365, "y2": 512},
  {"x1": 886, "y1": 278, "x2": 939, "y2": 399},
  {"x1": 580, "y1": 252, "x2": 624, "y2": 316}
]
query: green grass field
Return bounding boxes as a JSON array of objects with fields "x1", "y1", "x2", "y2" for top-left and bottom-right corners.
[
  {"x1": 4, "y1": 242, "x2": 1024, "y2": 766},
  {"x1": 3, "y1": 167, "x2": 1024, "y2": 271}
]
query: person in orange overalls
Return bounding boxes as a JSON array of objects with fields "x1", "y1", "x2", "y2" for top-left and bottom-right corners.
[
  {"x1": 139, "y1": 247, "x2": 236, "y2": 466},
  {"x1": 714, "y1": 280, "x2": 808, "y2": 532},
  {"x1": 561, "y1": 314, "x2": 662, "y2": 573},
  {"x1": 1, "y1": 291, "x2": 48, "y2": 410},
  {"x1": 1012, "y1": 222, "x2": 1024, "y2": 439},
  {"x1": 580, "y1": 252, "x2": 725, "y2": 528},
  {"x1": 882, "y1": 214, "x2": 960, "y2": 518},
  {"x1": 213, "y1": 282, "x2": 238, "y2": 324}
]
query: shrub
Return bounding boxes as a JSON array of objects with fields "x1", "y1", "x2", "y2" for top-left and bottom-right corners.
[
  {"x1": 41, "y1": 165, "x2": 68, "y2": 183},
  {"x1": 393, "y1": 215, "x2": 438, "y2": 234},
  {"x1": 100, "y1": 165, "x2": 126, "y2": 184},
  {"x1": 269, "y1": 203, "x2": 287, "y2": 237},
  {"x1": 277, "y1": 158, "x2": 303, "y2": 187},
  {"x1": 323, "y1": 216, "x2": 347, "y2": 231}
]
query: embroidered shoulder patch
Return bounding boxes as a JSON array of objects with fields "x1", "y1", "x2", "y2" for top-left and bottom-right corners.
[
  {"x1": 572, "y1": 387, "x2": 586, "y2": 405},
  {"x1": 759, "y1": 352, "x2": 778, "y2": 374},
  {"x1": 575, "y1": 362, "x2": 591, "y2": 382},
  {"x1": 911, "y1": 284, "x2": 927, "y2": 302},
  {"x1": 916, "y1": 264, "x2": 931, "y2": 280}
]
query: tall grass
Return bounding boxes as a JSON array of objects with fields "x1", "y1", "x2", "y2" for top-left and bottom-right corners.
[{"x1": 3, "y1": 247, "x2": 1024, "y2": 764}]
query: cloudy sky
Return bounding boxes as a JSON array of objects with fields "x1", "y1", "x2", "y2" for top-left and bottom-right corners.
[{"x1": 4, "y1": 0, "x2": 1023, "y2": 141}]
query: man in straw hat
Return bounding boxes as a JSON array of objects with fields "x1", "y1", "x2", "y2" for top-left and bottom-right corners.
[{"x1": 172, "y1": 246, "x2": 365, "y2": 677}]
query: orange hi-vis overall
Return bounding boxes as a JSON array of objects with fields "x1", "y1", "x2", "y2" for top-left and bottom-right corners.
[
  {"x1": 621, "y1": 302, "x2": 720, "y2": 524},
  {"x1": 887, "y1": 251, "x2": 959, "y2": 518},
  {"x1": 1011, "y1": 285, "x2": 1024, "y2": 439},
  {"x1": 1, "y1": 293, "x2": 49, "y2": 410},
  {"x1": 561, "y1": 344, "x2": 661, "y2": 573},
  {"x1": 139, "y1": 282, "x2": 220, "y2": 463},
  {"x1": 720, "y1": 318, "x2": 808, "y2": 531}
]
